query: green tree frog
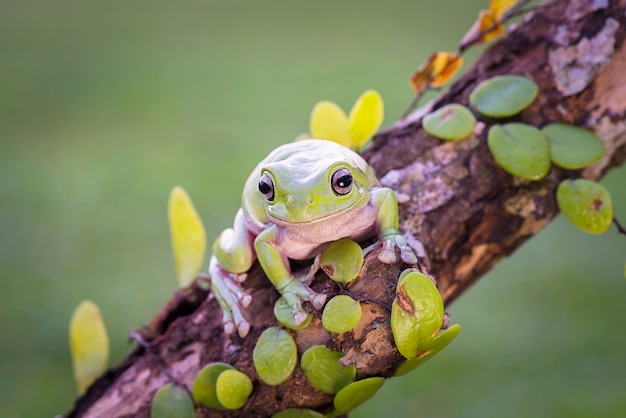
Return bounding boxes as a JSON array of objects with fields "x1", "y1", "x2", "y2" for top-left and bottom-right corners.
[{"x1": 209, "y1": 139, "x2": 417, "y2": 337}]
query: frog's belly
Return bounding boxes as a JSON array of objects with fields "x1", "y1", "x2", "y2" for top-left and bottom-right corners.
[{"x1": 273, "y1": 205, "x2": 378, "y2": 260}]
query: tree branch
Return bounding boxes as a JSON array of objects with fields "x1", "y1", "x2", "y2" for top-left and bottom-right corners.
[{"x1": 67, "y1": 1, "x2": 626, "y2": 417}]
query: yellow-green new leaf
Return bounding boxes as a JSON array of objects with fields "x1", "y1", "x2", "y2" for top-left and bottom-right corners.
[
  {"x1": 490, "y1": 0, "x2": 519, "y2": 20},
  {"x1": 348, "y1": 90, "x2": 384, "y2": 151},
  {"x1": 69, "y1": 300, "x2": 110, "y2": 394},
  {"x1": 168, "y1": 186, "x2": 207, "y2": 287},
  {"x1": 309, "y1": 101, "x2": 351, "y2": 147}
]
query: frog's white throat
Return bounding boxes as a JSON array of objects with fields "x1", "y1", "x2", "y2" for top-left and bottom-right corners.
[{"x1": 267, "y1": 202, "x2": 379, "y2": 259}]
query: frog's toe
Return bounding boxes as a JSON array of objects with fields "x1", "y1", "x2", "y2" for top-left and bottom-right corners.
[
  {"x1": 400, "y1": 247, "x2": 418, "y2": 265},
  {"x1": 282, "y1": 289, "x2": 313, "y2": 325},
  {"x1": 221, "y1": 306, "x2": 251, "y2": 337},
  {"x1": 378, "y1": 239, "x2": 398, "y2": 264},
  {"x1": 378, "y1": 249, "x2": 397, "y2": 264},
  {"x1": 311, "y1": 292, "x2": 327, "y2": 310},
  {"x1": 378, "y1": 235, "x2": 420, "y2": 265},
  {"x1": 240, "y1": 293, "x2": 252, "y2": 307},
  {"x1": 221, "y1": 303, "x2": 251, "y2": 337},
  {"x1": 223, "y1": 316, "x2": 236, "y2": 335},
  {"x1": 210, "y1": 257, "x2": 252, "y2": 337},
  {"x1": 237, "y1": 321, "x2": 251, "y2": 338},
  {"x1": 293, "y1": 310, "x2": 310, "y2": 326}
]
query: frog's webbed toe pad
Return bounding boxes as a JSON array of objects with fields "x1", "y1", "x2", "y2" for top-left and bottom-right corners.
[
  {"x1": 378, "y1": 235, "x2": 419, "y2": 265},
  {"x1": 293, "y1": 310, "x2": 310, "y2": 327},
  {"x1": 311, "y1": 292, "x2": 327, "y2": 310},
  {"x1": 378, "y1": 240, "x2": 398, "y2": 264},
  {"x1": 209, "y1": 257, "x2": 252, "y2": 337},
  {"x1": 400, "y1": 245, "x2": 418, "y2": 265},
  {"x1": 282, "y1": 278, "x2": 327, "y2": 325},
  {"x1": 222, "y1": 311, "x2": 250, "y2": 337}
]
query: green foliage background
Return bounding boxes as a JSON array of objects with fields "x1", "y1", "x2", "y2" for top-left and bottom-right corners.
[{"x1": 1, "y1": 1, "x2": 624, "y2": 416}]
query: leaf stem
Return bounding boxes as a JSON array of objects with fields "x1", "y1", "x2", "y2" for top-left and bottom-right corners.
[{"x1": 613, "y1": 216, "x2": 626, "y2": 236}]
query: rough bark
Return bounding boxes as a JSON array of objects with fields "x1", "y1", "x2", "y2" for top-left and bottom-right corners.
[{"x1": 67, "y1": 1, "x2": 626, "y2": 417}]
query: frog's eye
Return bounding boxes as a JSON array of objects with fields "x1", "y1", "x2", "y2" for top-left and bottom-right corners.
[
  {"x1": 331, "y1": 168, "x2": 353, "y2": 196},
  {"x1": 259, "y1": 173, "x2": 275, "y2": 201}
]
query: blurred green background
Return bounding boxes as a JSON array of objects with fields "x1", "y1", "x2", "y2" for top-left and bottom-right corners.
[{"x1": 1, "y1": 0, "x2": 624, "y2": 417}]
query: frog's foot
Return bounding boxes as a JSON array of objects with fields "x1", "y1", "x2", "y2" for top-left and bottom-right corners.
[
  {"x1": 377, "y1": 234, "x2": 419, "y2": 265},
  {"x1": 209, "y1": 257, "x2": 252, "y2": 338},
  {"x1": 281, "y1": 277, "x2": 327, "y2": 326}
]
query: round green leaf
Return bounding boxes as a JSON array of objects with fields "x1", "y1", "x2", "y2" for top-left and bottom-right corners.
[
  {"x1": 322, "y1": 295, "x2": 362, "y2": 333},
  {"x1": 391, "y1": 270, "x2": 445, "y2": 359},
  {"x1": 420, "y1": 323, "x2": 462, "y2": 351},
  {"x1": 394, "y1": 350, "x2": 438, "y2": 377},
  {"x1": 423, "y1": 104, "x2": 476, "y2": 141},
  {"x1": 320, "y1": 239, "x2": 364, "y2": 283},
  {"x1": 556, "y1": 179, "x2": 613, "y2": 234},
  {"x1": 272, "y1": 409, "x2": 325, "y2": 418},
  {"x1": 151, "y1": 384, "x2": 195, "y2": 418},
  {"x1": 395, "y1": 323, "x2": 461, "y2": 376},
  {"x1": 253, "y1": 327, "x2": 297, "y2": 386},
  {"x1": 274, "y1": 297, "x2": 313, "y2": 330},
  {"x1": 300, "y1": 345, "x2": 356, "y2": 394},
  {"x1": 470, "y1": 75, "x2": 538, "y2": 117},
  {"x1": 391, "y1": 297, "x2": 419, "y2": 359},
  {"x1": 333, "y1": 377, "x2": 385, "y2": 413},
  {"x1": 487, "y1": 123, "x2": 550, "y2": 180},
  {"x1": 216, "y1": 369, "x2": 253, "y2": 410},
  {"x1": 542, "y1": 123, "x2": 605, "y2": 169},
  {"x1": 192, "y1": 362, "x2": 235, "y2": 409}
]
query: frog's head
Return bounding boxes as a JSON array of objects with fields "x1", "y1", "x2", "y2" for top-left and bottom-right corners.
[{"x1": 258, "y1": 155, "x2": 372, "y2": 224}]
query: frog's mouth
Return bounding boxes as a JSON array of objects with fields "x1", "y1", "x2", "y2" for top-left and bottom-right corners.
[{"x1": 266, "y1": 197, "x2": 368, "y2": 226}]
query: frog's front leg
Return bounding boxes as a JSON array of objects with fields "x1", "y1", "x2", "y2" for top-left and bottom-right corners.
[
  {"x1": 210, "y1": 209, "x2": 255, "y2": 337},
  {"x1": 254, "y1": 226, "x2": 327, "y2": 326},
  {"x1": 370, "y1": 187, "x2": 419, "y2": 265}
]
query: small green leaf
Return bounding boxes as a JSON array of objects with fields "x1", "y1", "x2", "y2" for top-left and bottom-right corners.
[
  {"x1": 216, "y1": 369, "x2": 253, "y2": 410},
  {"x1": 470, "y1": 75, "x2": 538, "y2": 117},
  {"x1": 394, "y1": 350, "x2": 437, "y2": 377},
  {"x1": 274, "y1": 297, "x2": 313, "y2": 330},
  {"x1": 69, "y1": 300, "x2": 109, "y2": 394},
  {"x1": 322, "y1": 295, "x2": 362, "y2": 333},
  {"x1": 556, "y1": 179, "x2": 613, "y2": 234},
  {"x1": 333, "y1": 377, "x2": 385, "y2": 413},
  {"x1": 542, "y1": 123, "x2": 605, "y2": 169},
  {"x1": 271, "y1": 409, "x2": 325, "y2": 418},
  {"x1": 394, "y1": 323, "x2": 461, "y2": 376},
  {"x1": 192, "y1": 362, "x2": 235, "y2": 409},
  {"x1": 168, "y1": 186, "x2": 207, "y2": 287},
  {"x1": 391, "y1": 270, "x2": 445, "y2": 359},
  {"x1": 487, "y1": 123, "x2": 551, "y2": 180},
  {"x1": 320, "y1": 239, "x2": 364, "y2": 284},
  {"x1": 253, "y1": 327, "x2": 297, "y2": 386},
  {"x1": 151, "y1": 384, "x2": 195, "y2": 418},
  {"x1": 423, "y1": 104, "x2": 476, "y2": 141},
  {"x1": 300, "y1": 345, "x2": 356, "y2": 394},
  {"x1": 420, "y1": 323, "x2": 461, "y2": 351}
]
